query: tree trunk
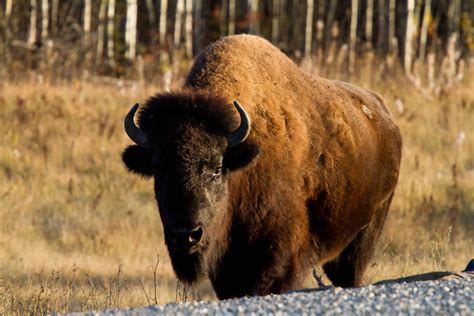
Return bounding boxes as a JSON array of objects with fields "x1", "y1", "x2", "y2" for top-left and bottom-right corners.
[
  {"x1": 5, "y1": 0, "x2": 12, "y2": 18},
  {"x1": 388, "y1": 0, "x2": 395, "y2": 54},
  {"x1": 365, "y1": 0, "x2": 373, "y2": 47},
  {"x1": 220, "y1": 0, "x2": 228, "y2": 35},
  {"x1": 304, "y1": 0, "x2": 314, "y2": 58},
  {"x1": 324, "y1": 0, "x2": 337, "y2": 55},
  {"x1": 229, "y1": 0, "x2": 236, "y2": 35},
  {"x1": 41, "y1": 0, "x2": 48, "y2": 42},
  {"x1": 419, "y1": 0, "x2": 431, "y2": 62},
  {"x1": 145, "y1": 0, "x2": 156, "y2": 45},
  {"x1": 185, "y1": 0, "x2": 193, "y2": 57},
  {"x1": 28, "y1": 0, "x2": 37, "y2": 47},
  {"x1": 448, "y1": 0, "x2": 461, "y2": 35},
  {"x1": 174, "y1": 0, "x2": 184, "y2": 47},
  {"x1": 271, "y1": 0, "x2": 280, "y2": 44},
  {"x1": 349, "y1": 0, "x2": 358, "y2": 72},
  {"x1": 193, "y1": 0, "x2": 201, "y2": 55},
  {"x1": 97, "y1": 0, "x2": 107, "y2": 60},
  {"x1": 84, "y1": 0, "x2": 92, "y2": 35},
  {"x1": 125, "y1": 0, "x2": 137, "y2": 60},
  {"x1": 377, "y1": 0, "x2": 386, "y2": 53},
  {"x1": 51, "y1": 0, "x2": 58, "y2": 35},
  {"x1": 405, "y1": 0, "x2": 415, "y2": 73},
  {"x1": 249, "y1": 0, "x2": 259, "y2": 34},
  {"x1": 107, "y1": 0, "x2": 115, "y2": 61},
  {"x1": 159, "y1": 0, "x2": 168, "y2": 45}
]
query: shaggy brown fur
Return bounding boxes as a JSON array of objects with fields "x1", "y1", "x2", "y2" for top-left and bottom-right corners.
[{"x1": 122, "y1": 35, "x2": 402, "y2": 299}]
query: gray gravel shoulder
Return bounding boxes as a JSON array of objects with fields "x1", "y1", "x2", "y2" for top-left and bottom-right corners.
[{"x1": 75, "y1": 277, "x2": 473, "y2": 315}]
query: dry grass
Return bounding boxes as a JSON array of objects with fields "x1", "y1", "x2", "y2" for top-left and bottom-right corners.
[{"x1": 0, "y1": 65, "x2": 473, "y2": 313}]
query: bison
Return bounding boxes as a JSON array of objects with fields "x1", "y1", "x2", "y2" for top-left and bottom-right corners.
[{"x1": 122, "y1": 35, "x2": 402, "y2": 299}]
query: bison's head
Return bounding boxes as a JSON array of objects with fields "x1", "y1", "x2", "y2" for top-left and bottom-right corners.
[{"x1": 121, "y1": 92, "x2": 260, "y2": 282}]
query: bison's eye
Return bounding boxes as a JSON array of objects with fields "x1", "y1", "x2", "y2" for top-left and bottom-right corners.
[{"x1": 210, "y1": 167, "x2": 222, "y2": 181}]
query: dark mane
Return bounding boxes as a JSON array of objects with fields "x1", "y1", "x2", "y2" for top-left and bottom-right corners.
[{"x1": 138, "y1": 90, "x2": 239, "y2": 136}]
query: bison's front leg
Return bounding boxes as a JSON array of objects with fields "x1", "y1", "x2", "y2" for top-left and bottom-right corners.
[
  {"x1": 210, "y1": 240, "x2": 309, "y2": 299},
  {"x1": 323, "y1": 197, "x2": 392, "y2": 287}
]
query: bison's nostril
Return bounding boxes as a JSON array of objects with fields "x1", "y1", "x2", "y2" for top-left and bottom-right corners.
[{"x1": 189, "y1": 227, "x2": 204, "y2": 244}]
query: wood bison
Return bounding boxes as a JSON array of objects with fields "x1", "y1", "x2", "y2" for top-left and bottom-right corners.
[{"x1": 122, "y1": 35, "x2": 402, "y2": 299}]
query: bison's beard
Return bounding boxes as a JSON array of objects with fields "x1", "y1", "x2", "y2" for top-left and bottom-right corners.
[{"x1": 168, "y1": 249, "x2": 207, "y2": 284}]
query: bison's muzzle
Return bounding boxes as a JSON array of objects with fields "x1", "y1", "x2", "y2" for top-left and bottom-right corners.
[{"x1": 165, "y1": 226, "x2": 204, "y2": 253}]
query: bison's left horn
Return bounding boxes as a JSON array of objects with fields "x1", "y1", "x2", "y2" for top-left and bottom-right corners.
[
  {"x1": 227, "y1": 101, "x2": 251, "y2": 147},
  {"x1": 124, "y1": 103, "x2": 150, "y2": 148}
]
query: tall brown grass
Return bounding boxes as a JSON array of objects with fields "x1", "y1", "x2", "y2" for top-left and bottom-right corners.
[{"x1": 0, "y1": 63, "x2": 473, "y2": 313}]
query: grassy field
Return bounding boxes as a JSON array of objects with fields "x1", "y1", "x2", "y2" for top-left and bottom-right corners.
[{"x1": 0, "y1": 65, "x2": 473, "y2": 313}]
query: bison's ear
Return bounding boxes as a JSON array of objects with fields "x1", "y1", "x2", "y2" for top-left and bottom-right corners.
[
  {"x1": 122, "y1": 145, "x2": 153, "y2": 177},
  {"x1": 223, "y1": 141, "x2": 260, "y2": 171}
]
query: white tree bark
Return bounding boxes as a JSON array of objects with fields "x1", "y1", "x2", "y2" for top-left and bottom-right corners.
[
  {"x1": 184, "y1": 0, "x2": 193, "y2": 57},
  {"x1": 28, "y1": 0, "x2": 37, "y2": 47},
  {"x1": 388, "y1": 0, "x2": 395, "y2": 53},
  {"x1": 229, "y1": 0, "x2": 236, "y2": 35},
  {"x1": 159, "y1": 0, "x2": 168, "y2": 45},
  {"x1": 5, "y1": 0, "x2": 12, "y2": 18},
  {"x1": 271, "y1": 0, "x2": 280, "y2": 44},
  {"x1": 174, "y1": 0, "x2": 184, "y2": 47},
  {"x1": 304, "y1": 0, "x2": 313, "y2": 58},
  {"x1": 41, "y1": 0, "x2": 48, "y2": 41},
  {"x1": 84, "y1": 0, "x2": 92, "y2": 35},
  {"x1": 97, "y1": 0, "x2": 107, "y2": 59},
  {"x1": 365, "y1": 0, "x2": 373, "y2": 46},
  {"x1": 448, "y1": 0, "x2": 461, "y2": 35},
  {"x1": 419, "y1": 0, "x2": 431, "y2": 61},
  {"x1": 107, "y1": 0, "x2": 115, "y2": 60},
  {"x1": 125, "y1": 0, "x2": 137, "y2": 60},
  {"x1": 349, "y1": 0, "x2": 358, "y2": 72},
  {"x1": 404, "y1": 0, "x2": 415, "y2": 73},
  {"x1": 249, "y1": 0, "x2": 259, "y2": 34}
]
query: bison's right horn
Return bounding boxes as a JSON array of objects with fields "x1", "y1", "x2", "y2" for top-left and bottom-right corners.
[
  {"x1": 124, "y1": 103, "x2": 150, "y2": 148},
  {"x1": 227, "y1": 101, "x2": 251, "y2": 147}
]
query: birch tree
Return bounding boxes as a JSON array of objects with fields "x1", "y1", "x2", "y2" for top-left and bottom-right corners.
[
  {"x1": 271, "y1": 0, "x2": 280, "y2": 44},
  {"x1": 349, "y1": 0, "x2": 358, "y2": 72},
  {"x1": 324, "y1": 0, "x2": 337, "y2": 52},
  {"x1": 405, "y1": 0, "x2": 415, "y2": 73},
  {"x1": 97, "y1": 0, "x2": 107, "y2": 60},
  {"x1": 160, "y1": 0, "x2": 168, "y2": 45},
  {"x1": 107, "y1": 0, "x2": 115, "y2": 61},
  {"x1": 304, "y1": 0, "x2": 314, "y2": 57},
  {"x1": 419, "y1": 0, "x2": 431, "y2": 62},
  {"x1": 249, "y1": 0, "x2": 259, "y2": 34},
  {"x1": 365, "y1": 0, "x2": 373, "y2": 47},
  {"x1": 185, "y1": 0, "x2": 193, "y2": 57},
  {"x1": 28, "y1": 0, "x2": 37, "y2": 47},
  {"x1": 51, "y1": 0, "x2": 58, "y2": 35},
  {"x1": 174, "y1": 0, "x2": 184, "y2": 47},
  {"x1": 193, "y1": 0, "x2": 202, "y2": 54},
  {"x1": 377, "y1": 0, "x2": 386, "y2": 52},
  {"x1": 84, "y1": 0, "x2": 92, "y2": 36},
  {"x1": 388, "y1": 0, "x2": 396, "y2": 54},
  {"x1": 229, "y1": 0, "x2": 236, "y2": 35},
  {"x1": 125, "y1": 0, "x2": 137, "y2": 60},
  {"x1": 5, "y1": 0, "x2": 12, "y2": 19},
  {"x1": 145, "y1": 0, "x2": 156, "y2": 45},
  {"x1": 41, "y1": 0, "x2": 48, "y2": 41}
]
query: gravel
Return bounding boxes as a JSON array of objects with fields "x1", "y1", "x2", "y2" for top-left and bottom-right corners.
[{"x1": 74, "y1": 277, "x2": 473, "y2": 315}]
